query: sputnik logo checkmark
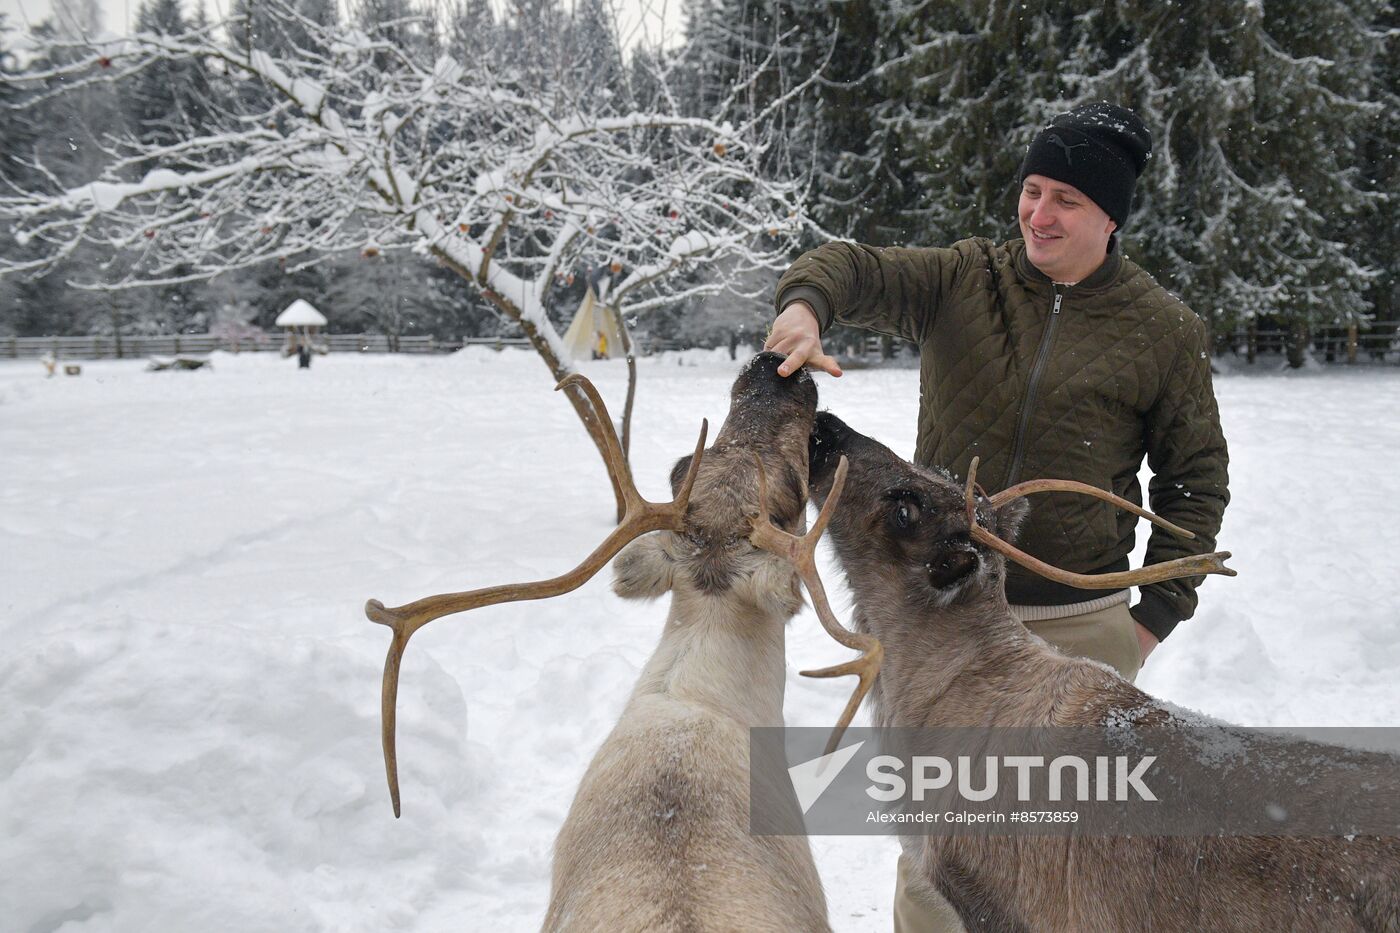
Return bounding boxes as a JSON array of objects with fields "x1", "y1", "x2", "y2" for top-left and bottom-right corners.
[{"x1": 788, "y1": 741, "x2": 865, "y2": 814}]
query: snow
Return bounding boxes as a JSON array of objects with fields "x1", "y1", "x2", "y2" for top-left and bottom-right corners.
[
  {"x1": 669, "y1": 230, "x2": 714, "y2": 257},
  {"x1": 2, "y1": 350, "x2": 1398, "y2": 931},
  {"x1": 275, "y1": 299, "x2": 329, "y2": 327}
]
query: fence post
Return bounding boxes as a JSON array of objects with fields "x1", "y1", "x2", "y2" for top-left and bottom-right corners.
[{"x1": 1347, "y1": 324, "x2": 1358, "y2": 365}]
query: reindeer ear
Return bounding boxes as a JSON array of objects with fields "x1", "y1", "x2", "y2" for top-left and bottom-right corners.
[
  {"x1": 669, "y1": 454, "x2": 694, "y2": 496},
  {"x1": 612, "y1": 533, "x2": 675, "y2": 600},
  {"x1": 994, "y1": 498, "x2": 1030, "y2": 543}
]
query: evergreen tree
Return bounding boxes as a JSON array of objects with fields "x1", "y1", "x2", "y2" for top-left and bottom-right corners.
[
  {"x1": 497, "y1": 0, "x2": 570, "y2": 99},
  {"x1": 447, "y1": 0, "x2": 498, "y2": 69},
  {"x1": 226, "y1": 0, "x2": 339, "y2": 124},
  {"x1": 228, "y1": 0, "x2": 338, "y2": 59},
  {"x1": 1356, "y1": 0, "x2": 1398, "y2": 329},
  {"x1": 0, "y1": 18, "x2": 27, "y2": 333},
  {"x1": 5, "y1": 17, "x2": 141, "y2": 336},
  {"x1": 825, "y1": 0, "x2": 1390, "y2": 344},
  {"x1": 1078, "y1": 0, "x2": 1385, "y2": 338},
  {"x1": 566, "y1": 0, "x2": 626, "y2": 106},
  {"x1": 0, "y1": 16, "x2": 30, "y2": 188},
  {"x1": 129, "y1": 0, "x2": 217, "y2": 155},
  {"x1": 353, "y1": 0, "x2": 437, "y2": 71}
]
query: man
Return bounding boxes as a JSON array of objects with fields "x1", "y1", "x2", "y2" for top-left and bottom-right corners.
[{"x1": 765, "y1": 102, "x2": 1229, "y2": 931}]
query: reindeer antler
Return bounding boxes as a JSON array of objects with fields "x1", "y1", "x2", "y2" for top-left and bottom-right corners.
[
  {"x1": 749, "y1": 455, "x2": 883, "y2": 756},
  {"x1": 962, "y1": 457, "x2": 1236, "y2": 588},
  {"x1": 366, "y1": 374, "x2": 707, "y2": 817}
]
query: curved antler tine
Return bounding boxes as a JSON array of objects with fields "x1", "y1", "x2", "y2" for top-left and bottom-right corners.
[
  {"x1": 801, "y1": 636, "x2": 884, "y2": 757},
  {"x1": 795, "y1": 545, "x2": 885, "y2": 755},
  {"x1": 674, "y1": 419, "x2": 709, "y2": 511},
  {"x1": 748, "y1": 454, "x2": 882, "y2": 755},
  {"x1": 964, "y1": 456, "x2": 982, "y2": 528},
  {"x1": 808, "y1": 456, "x2": 848, "y2": 544},
  {"x1": 365, "y1": 467, "x2": 700, "y2": 815},
  {"x1": 989, "y1": 478, "x2": 1195, "y2": 539},
  {"x1": 366, "y1": 599, "x2": 410, "y2": 818},
  {"x1": 968, "y1": 524, "x2": 1235, "y2": 588},
  {"x1": 556, "y1": 374, "x2": 632, "y2": 487},
  {"x1": 959, "y1": 456, "x2": 1233, "y2": 591}
]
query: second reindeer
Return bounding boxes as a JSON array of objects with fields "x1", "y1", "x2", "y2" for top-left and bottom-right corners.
[{"x1": 808, "y1": 411, "x2": 1399, "y2": 933}]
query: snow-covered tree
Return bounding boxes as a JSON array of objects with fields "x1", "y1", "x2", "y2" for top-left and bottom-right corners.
[
  {"x1": 1, "y1": 15, "x2": 144, "y2": 337},
  {"x1": 228, "y1": 0, "x2": 338, "y2": 58},
  {"x1": 446, "y1": 0, "x2": 497, "y2": 69},
  {"x1": 1078, "y1": 0, "x2": 1388, "y2": 341},
  {"x1": 129, "y1": 0, "x2": 217, "y2": 153},
  {"x1": 869, "y1": 3, "x2": 1106, "y2": 245},
  {"x1": 824, "y1": 0, "x2": 1391, "y2": 349},
  {"x1": 1, "y1": 1, "x2": 812, "y2": 515}
]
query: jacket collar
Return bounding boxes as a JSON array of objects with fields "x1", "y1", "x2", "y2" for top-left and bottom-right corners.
[{"x1": 1012, "y1": 236, "x2": 1124, "y2": 295}]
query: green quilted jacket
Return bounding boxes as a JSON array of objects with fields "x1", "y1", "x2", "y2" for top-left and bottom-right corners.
[{"x1": 775, "y1": 237, "x2": 1229, "y2": 640}]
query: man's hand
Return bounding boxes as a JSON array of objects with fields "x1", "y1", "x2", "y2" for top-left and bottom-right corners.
[
  {"x1": 765, "y1": 301, "x2": 842, "y2": 377},
  {"x1": 1134, "y1": 622, "x2": 1159, "y2": 664}
]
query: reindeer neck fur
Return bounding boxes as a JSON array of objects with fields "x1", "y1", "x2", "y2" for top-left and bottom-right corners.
[
  {"x1": 854, "y1": 574, "x2": 1118, "y2": 731},
  {"x1": 626, "y1": 585, "x2": 789, "y2": 729}
]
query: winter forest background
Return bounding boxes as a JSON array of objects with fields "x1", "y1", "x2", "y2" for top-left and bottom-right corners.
[{"x1": 0, "y1": 0, "x2": 1396, "y2": 360}]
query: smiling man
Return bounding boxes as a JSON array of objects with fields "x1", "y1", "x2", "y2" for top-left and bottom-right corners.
[{"x1": 765, "y1": 101, "x2": 1230, "y2": 932}]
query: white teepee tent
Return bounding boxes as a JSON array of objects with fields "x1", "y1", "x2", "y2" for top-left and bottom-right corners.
[{"x1": 561, "y1": 287, "x2": 625, "y2": 360}]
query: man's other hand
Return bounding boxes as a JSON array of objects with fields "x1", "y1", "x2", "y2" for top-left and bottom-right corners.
[{"x1": 765, "y1": 301, "x2": 842, "y2": 377}]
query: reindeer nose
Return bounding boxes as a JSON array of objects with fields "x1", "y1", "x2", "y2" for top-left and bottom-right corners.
[{"x1": 745, "y1": 350, "x2": 794, "y2": 384}]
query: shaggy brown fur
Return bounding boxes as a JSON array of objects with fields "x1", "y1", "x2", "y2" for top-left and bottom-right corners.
[{"x1": 809, "y1": 411, "x2": 1400, "y2": 933}]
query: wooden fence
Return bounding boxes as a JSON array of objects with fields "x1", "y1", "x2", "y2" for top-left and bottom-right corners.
[
  {"x1": 849, "y1": 324, "x2": 1400, "y2": 365},
  {"x1": 1228, "y1": 322, "x2": 1400, "y2": 364},
  {"x1": 7, "y1": 324, "x2": 1398, "y2": 364},
  {"x1": 0, "y1": 333, "x2": 531, "y2": 360}
]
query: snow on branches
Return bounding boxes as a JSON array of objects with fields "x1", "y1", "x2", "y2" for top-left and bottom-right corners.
[{"x1": 1, "y1": 1, "x2": 814, "y2": 369}]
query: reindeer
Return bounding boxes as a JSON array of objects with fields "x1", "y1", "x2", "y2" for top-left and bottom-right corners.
[
  {"x1": 807, "y1": 411, "x2": 1400, "y2": 933},
  {"x1": 364, "y1": 352, "x2": 879, "y2": 932}
]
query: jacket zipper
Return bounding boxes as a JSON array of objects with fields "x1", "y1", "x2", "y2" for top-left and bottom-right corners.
[{"x1": 1005, "y1": 286, "x2": 1063, "y2": 488}]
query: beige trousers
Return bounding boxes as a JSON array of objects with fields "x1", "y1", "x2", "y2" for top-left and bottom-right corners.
[{"x1": 890, "y1": 600, "x2": 1142, "y2": 933}]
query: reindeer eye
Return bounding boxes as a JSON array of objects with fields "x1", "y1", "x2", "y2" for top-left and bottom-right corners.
[{"x1": 889, "y1": 493, "x2": 920, "y2": 530}]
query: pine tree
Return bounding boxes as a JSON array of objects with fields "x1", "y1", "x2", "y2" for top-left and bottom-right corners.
[
  {"x1": 228, "y1": 0, "x2": 338, "y2": 59},
  {"x1": 129, "y1": 0, "x2": 217, "y2": 155},
  {"x1": 566, "y1": 0, "x2": 627, "y2": 107},
  {"x1": 447, "y1": 0, "x2": 498, "y2": 69},
  {"x1": 1070, "y1": 0, "x2": 1386, "y2": 341},
  {"x1": 1355, "y1": 0, "x2": 1398, "y2": 330},
  {"x1": 5, "y1": 16, "x2": 143, "y2": 336},
  {"x1": 353, "y1": 0, "x2": 437, "y2": 70},
  {"x1": 0, "y1": 18, "x2": 28, "y2": 333},
  {"x1": 823, "y1": 0, "x2": 1390, "y2": 349}
]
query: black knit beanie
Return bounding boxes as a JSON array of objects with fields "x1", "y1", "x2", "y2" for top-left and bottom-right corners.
[{"x1": 1018, "y1": 101, "x2": 1152, "y2": 228}]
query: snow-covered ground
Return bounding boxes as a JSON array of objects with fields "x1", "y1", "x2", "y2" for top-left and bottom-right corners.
[{"x1": 2, "y1": 348, "x2": 1398, "y2": 932}]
